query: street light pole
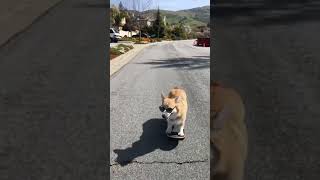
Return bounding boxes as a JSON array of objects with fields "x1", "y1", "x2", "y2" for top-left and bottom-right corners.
[
  {"x1": 137, "y1": 16, "x2": 141, "y2": 42},
  {"x1": 157, "y1": 14, "x2": 160, "y2": 39}
]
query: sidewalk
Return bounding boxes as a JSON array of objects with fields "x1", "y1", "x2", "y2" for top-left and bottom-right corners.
[
  {"x1": 110, "y1": 41, "x2": 134, "y2": 48},
  {"x1": 0, "y1": 0, "x2": 63, "y2": 47},
  {"x1": 110, "y1": 43, "x2": 152, "y2": 76}
]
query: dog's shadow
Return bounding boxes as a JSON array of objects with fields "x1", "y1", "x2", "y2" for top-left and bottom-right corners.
[{"x1": 113, "y1": 118, "x2": 179, "y2": 166}]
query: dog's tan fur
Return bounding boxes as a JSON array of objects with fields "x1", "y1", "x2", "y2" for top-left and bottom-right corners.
[
  {"x1": 210, "y1": 82, "x2": 248, "y2": 180},
  {"x1": 161, "y1": 87, "x2": 188, "y2": 135}
]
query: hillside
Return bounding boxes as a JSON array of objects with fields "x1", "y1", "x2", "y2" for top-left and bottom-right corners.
[{"x1": 141, "y1": 5, "x2": 210, "y2": 30}]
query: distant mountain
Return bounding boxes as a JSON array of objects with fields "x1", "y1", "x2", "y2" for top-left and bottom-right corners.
[{"x1": 141, "y1": 6, "x2": 210, "y2": 30}]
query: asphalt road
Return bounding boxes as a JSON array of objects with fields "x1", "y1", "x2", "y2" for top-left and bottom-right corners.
[
  {"x1": 0, "y1": 0, "x2": 107, "y2": 179},
  {"x1": 110, "y1": 40, "x2": 210, "y2": 179},
  {"x1": 213, "y1": 9, "x2": 320, "y2": 180}
]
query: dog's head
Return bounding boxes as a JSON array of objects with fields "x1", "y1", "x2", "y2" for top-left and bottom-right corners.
[{"x1": 159, "y1": 93, "x2": 181, "y2": 120}]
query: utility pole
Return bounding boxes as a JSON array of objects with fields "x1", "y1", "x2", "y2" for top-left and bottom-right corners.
[
  {"x1": 157, "y1": 21, "x2": 160, "y2": 39},
  {"x1": 157, "y1": 6, "x2": 160, "y2": 39},
  {"x1": 138, "y1": 16, "x2": 141, "y2": 41}
]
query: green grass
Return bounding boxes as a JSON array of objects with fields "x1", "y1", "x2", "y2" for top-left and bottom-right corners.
[
  {"x1": 110, "y1": 44, "x2": 134, "y2": 56},
  {"x1": 110, "y1": 47, "x2": 123, "y2": 55},
  {"x1": 120, "y1": 37, "x2": 136, "y2": 42}
]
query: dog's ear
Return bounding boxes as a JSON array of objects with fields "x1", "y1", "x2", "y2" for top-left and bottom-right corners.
[
  {"x1": 161, "y1": 92, "x2": 165, "y2": 100},
  {"x1": 175, "y1": 96, "x2": 181, "y2": 103}
]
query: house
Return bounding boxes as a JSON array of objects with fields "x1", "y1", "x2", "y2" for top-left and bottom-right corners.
[
  {"x1": 120, "y1": 17, "x2": 126, "y2": 27},
  {"x1": 147, "y1": 16, "x2": 167, "y2": 27},
  {"x1": 119, "y1": 29, "x2": 138, "y2": 38},
  {"x1": 138, "y1": 17, "x2": 152, "y2": 27}
]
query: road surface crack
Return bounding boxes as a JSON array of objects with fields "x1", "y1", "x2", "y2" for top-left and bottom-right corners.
[{"x1": 110, "y1": 159, "x2": 209, "y2": 166}]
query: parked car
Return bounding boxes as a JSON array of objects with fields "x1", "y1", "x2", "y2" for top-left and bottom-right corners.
[
  {"x1": 193, "y1": 37, "x2": 210, "y2": 47},
  {"x1": 110, "y1": 28, "x2": 121, "y2": 43},
  {"x1": 132, "y1": 33, "x2": 150, "y2": 38}
]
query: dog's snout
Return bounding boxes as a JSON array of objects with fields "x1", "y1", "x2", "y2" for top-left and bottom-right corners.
[{"x1": 162, "y1": 114, "x2": 166, "y2": 119}]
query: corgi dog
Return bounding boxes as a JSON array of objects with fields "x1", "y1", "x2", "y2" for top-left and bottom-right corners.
[
  {"x1": 160, "y1": 87, "x2": 188, "y2": 139},
  {"x1": 210, "y1": 81, "x2": 248, "y2": 180}
]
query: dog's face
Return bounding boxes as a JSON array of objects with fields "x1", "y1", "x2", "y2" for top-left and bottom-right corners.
[{"x1": 160, "y1": 93, "x2": 179, "y2": 120}]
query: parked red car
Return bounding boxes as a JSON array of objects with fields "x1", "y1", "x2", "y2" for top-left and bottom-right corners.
[{"x1": 194, "y1": 37, "x2": 210, "y2": 47}]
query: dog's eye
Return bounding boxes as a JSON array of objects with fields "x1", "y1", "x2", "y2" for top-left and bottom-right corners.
[
  {"x1": 159, "y1": 106, "x2": 165, "y2": 112},
  {"x1": 166, "y1": 108, "x2": 173, "y2": 113}
]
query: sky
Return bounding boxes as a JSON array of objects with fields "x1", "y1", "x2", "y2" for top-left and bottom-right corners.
[{"x1": 110, "y1": 0, "x2": 210, "y2": 11}]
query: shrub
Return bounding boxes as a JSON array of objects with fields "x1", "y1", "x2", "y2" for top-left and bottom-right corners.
[
  {"x1": 110, "y1": 47, "x2": 123, "y2": 56},
  {"x1": 120, "y1": 37, "x2": 133, "y2": 42},
  {"x1": 124, "y1": 47, "x2": 130, "y2": 52},
  {"x1": 117, "y1": 44, "x2": 127, "y2": 49},
  {"x1": 111, "y1": 44, "x2": 134, "y2": 55},
  {"x1": 134, "y1": 41, "x2": 149, "y2": 44}
]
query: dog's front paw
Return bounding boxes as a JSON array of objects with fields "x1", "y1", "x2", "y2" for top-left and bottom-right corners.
[{"x1": 178, "y1": 129, "x2": 185, "y2": 136}]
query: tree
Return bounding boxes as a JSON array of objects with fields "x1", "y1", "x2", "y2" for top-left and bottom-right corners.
[
  {"x1": 113, "y1": 13, "x2": 123, "y2": 28},
  {"x1": 111, "y1": 2, "x2": 133, "y2": 30},
  {"x1": 110, "y1": 5, "x2": 120, "y2": 28},
  {"x1": 111, "y1": 6, "x2": 125, "y2": 29},
  {"x1": 172, "y1": 24, "x2": 187, "y2": 40},
  {"x1": 141, "y1": 25, "x2": 152, "y2": 35},
  {"x1": 121, "y1": 0, "x2": 154, "y2": 41},
  {"x1": 119, "y1": 1, "x2": 126, "y2": 11},
  {"x1": 152, "y1": 8, "x2": 166, "y2": 38},
  {"x1": 123, "y1": 13, "x2": 138, "y2": 32}
]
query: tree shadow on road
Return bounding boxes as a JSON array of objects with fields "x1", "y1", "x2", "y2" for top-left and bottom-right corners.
[
  {"x1": 136, "y1": 56, "x2": 210, "y2": 70},
  {"x1": 113, "y1": 118, "x2": 179, "y2": 166}
]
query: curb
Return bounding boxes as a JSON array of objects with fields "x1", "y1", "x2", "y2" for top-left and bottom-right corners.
[
  {"x1": 110, "y1": 43, "x2": 153, "y2": 76},
  {"x1": 0, "y1": 0, "x2": 64, "y2": 48}
]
